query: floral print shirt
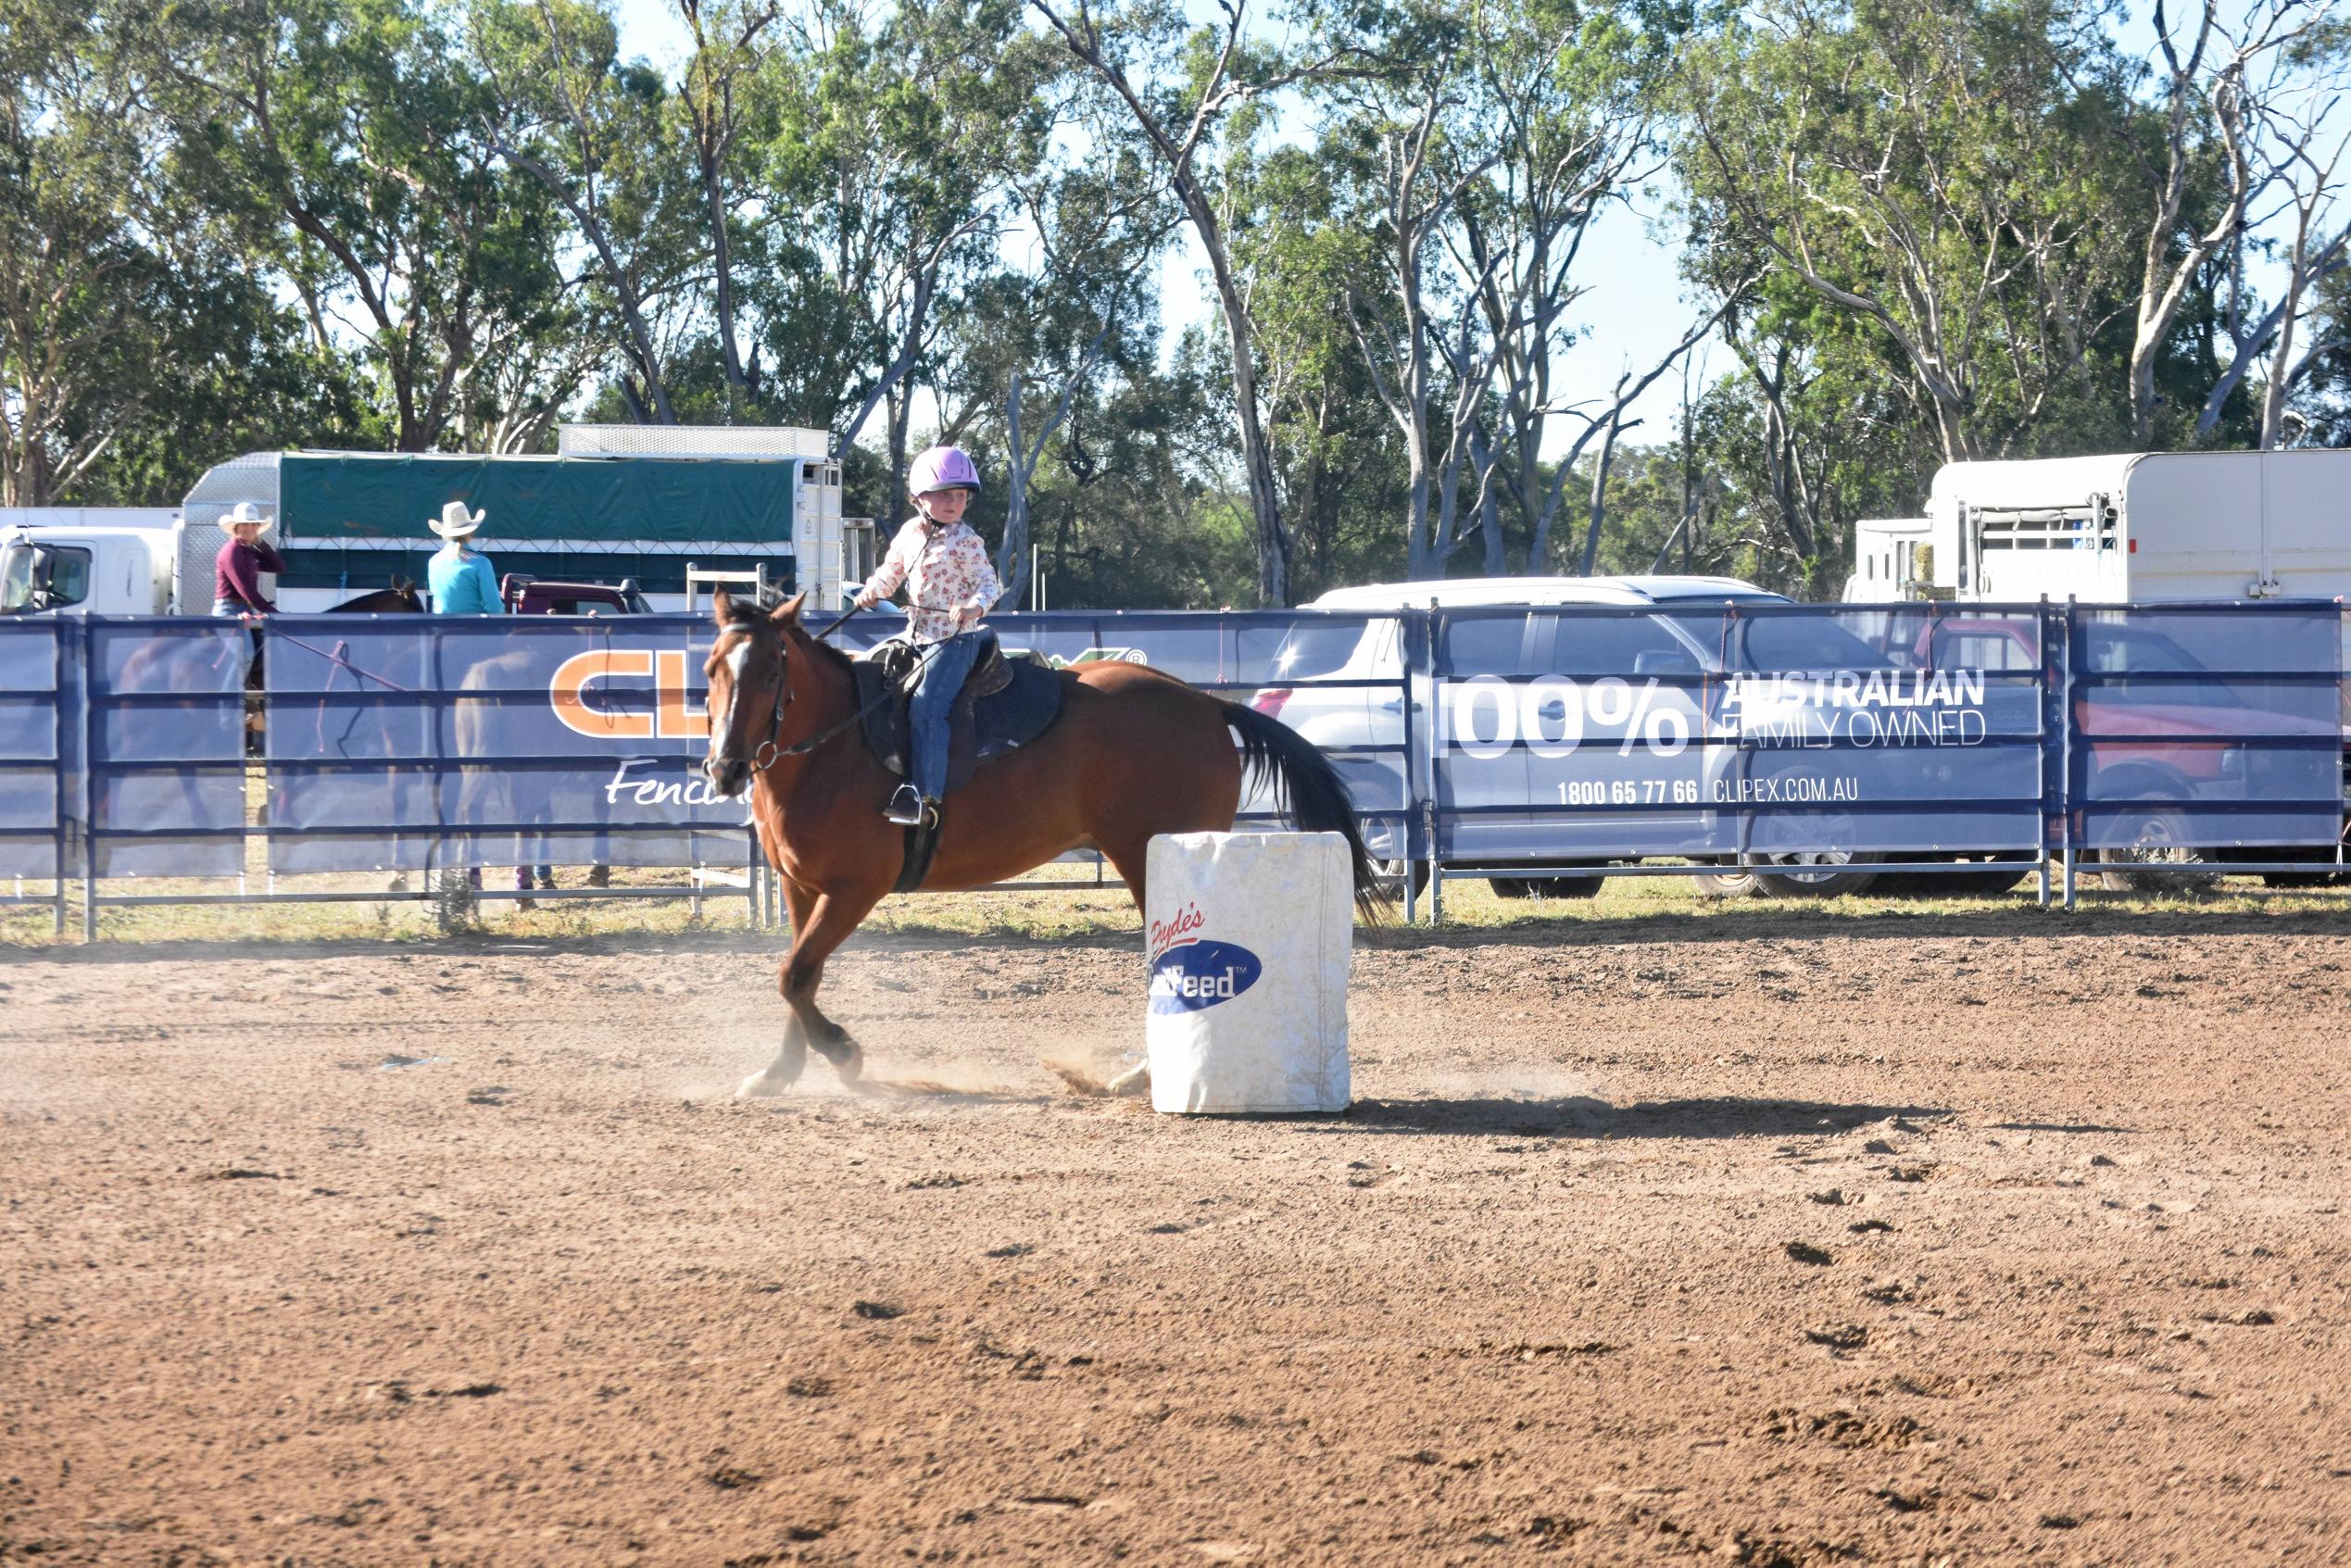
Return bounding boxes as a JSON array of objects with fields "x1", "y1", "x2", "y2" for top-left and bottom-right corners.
[{"x1": 859, "y1": 517, "x2": 1001, "y2": 645}]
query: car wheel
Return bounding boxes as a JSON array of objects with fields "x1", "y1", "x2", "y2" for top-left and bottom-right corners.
[
  {"x1": 2094, "y1": 798, "x2": 2220, "y2": 892},
  {"x1": 1696, "y1": 858, "x2": 1885, "y2": 897},
  {"x1": 1488, "y1": 876, "x2": 1605, "y2": 900},
  {"x1": 1748, "y1": 850, "x2": 1883, "y2": 898},
  {"x1": 1382, "y1": 859, "x2": 1431, "y2": 897}
]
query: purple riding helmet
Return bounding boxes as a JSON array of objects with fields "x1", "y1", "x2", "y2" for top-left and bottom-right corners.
[{"x1": 909, "y1": 445, "x2": 982, "y2": 496}]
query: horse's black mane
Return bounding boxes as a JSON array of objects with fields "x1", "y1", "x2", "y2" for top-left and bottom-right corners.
[
  {"x1": 718, "y1": 589, "x2": 849, "y2": 668},
  {"x1": 720, "y1": 588, "x2": 788, "y2": 627}
]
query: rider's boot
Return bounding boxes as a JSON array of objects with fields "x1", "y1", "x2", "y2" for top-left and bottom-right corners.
[{"x1": 884, "y1": 784, "x2": 924, "y2": 825}]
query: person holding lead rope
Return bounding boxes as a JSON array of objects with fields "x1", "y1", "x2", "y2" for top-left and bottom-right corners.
[{"x1": 849, "y1": 445, "x2": 1001, "y2": 826}]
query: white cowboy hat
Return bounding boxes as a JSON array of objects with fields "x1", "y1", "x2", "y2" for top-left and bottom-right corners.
[
  {"x1": 429, "y1": 500, "x2": 485, "y2": 538},
  {"x1": 221, "y1": 501, "x2": 274, "y2": 531}
]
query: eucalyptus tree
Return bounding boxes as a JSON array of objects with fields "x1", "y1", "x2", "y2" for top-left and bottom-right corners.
[
  {"x1": 2191, "y1": 15, "x2": 2351, "y2": 445},
  {"x1": 761, "y1": 0, "x2": 1053, "y2": 505},
  {"x1": 1678, "y1": 0, "x2": 2144, "y2": 465},
  {"x1": 0, "y1": 0, "x2": 193, "y2": 502},
  {"x1": 1027, "y1": 0, "x2": 1375, "y2": 603},
  {"x1": 1312, "y1": 0, "x2": 1520, "y2": 579},
  {"x1": 2112, "y1": 0, "x2": 2351, "y2": 444},
  {"x1": 675, "y1": 0, "x2": 784, "y2": 419},
  {"x1": 471, "y1": 0, "x2": 694, "y2": 424},
  {"x1": 928, "y1": 127, "x2": 1171, "y2": 608},
  {"x1": 2, "y1": 0, "x2": 376, "y2": 502},
  {"x1": 1223, "y1": 136, "x2": 1408, "y2": 593},
  {"x1": 164, "y1": 0, "x2": 572, "y2": 452}
]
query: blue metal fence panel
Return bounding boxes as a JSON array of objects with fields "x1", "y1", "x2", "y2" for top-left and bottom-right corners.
[
  {"x1": 1427, "y1": 603, "x2": 2054, "y2": 862},
  {"x1": 11, "y1": 600, "x2": 2344, "y2": 903},
  {"x1": 0, "y1": 621, "x2": 66, "y2": 879},
  {"x1": 85, "y1": 619, "x2": 248, "y2": 877},
  {"x1": 2067, "y1": 604, "x2": 2343, "y2": 852}
]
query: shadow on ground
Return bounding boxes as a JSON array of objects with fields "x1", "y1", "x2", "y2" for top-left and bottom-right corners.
[{"x1": 1314, "y1": 1096, "x2": 1953, "y2": 1139}]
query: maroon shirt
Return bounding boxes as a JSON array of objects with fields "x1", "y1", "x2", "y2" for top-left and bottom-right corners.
[{"x1": 214, "y1": 538, "x2": 285, "y2": 612}]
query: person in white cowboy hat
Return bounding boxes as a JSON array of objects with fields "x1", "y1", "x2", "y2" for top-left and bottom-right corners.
[
  {"x1": 426, "y1": 499, "x2": 543, "y2": 906},
  {"x1": 211, "y1": 501, "x2": 285, "y2": 617},
  {"x1": 426, "y1": 500, "x2": 506, "y2": 615}
]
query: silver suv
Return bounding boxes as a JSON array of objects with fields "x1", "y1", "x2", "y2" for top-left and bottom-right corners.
[{"x1": 1248, "y1": 576, "x2": 1799, "y2": 897}]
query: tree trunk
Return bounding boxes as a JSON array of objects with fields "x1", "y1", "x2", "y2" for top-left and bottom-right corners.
[
  {"x1": 1577, "y1": 416, "x2": 1624, "y2": 576},
  {"x1": 1178, "y1": 186, "x2": 1287, "y2": 603},
  {"x1": 996, "y1": 372, "x2": 1031, "y2": 607}
]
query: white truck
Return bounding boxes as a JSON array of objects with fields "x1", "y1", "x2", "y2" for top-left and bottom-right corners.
[
  {"x1": 0, "y1": 508, "x2": 182, "y2": 615},
  {"x1": 1845, "y1": 450, "x2": 2351, "y2": 607}
]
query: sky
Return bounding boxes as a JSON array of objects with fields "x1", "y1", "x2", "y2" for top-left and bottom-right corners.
[{"x1": 608, "y1": 0, "x2": 1711, "y2": 458}]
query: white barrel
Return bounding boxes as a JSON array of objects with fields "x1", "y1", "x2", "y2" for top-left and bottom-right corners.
[{"x1": 1145, "y1": 832, "x2": 1352, "y2": 1113}]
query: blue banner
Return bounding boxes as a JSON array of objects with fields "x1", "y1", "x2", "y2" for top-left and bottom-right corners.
[
  {"x1": 264, "y1": 616, "x2": 751, "y2": 872},
  {"x1": 1428, "y1": 605, "x2": 2055, "y2": 862},
  {"x1": 2068, "y1": 606, "x2": 2343, "y2": 852}
]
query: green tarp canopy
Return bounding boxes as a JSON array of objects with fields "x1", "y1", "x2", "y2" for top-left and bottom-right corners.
[{"x1": 279, "y1": 453, "x2": 797, "y2": 545}]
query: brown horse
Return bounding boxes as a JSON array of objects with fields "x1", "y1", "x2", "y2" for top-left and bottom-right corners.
[{"x1": 702, "y1": 590, "x2": 1386, "y2": 1096}]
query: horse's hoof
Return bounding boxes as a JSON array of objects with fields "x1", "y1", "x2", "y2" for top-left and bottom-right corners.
[
  {"x1": 832, "y1": 1043, "x2": 864, "y2": 1085},
  {"x1": 736, "y1": 1071, "x2": 794, "y2": 1099},
  {"x1": 1106, "y1": 1062, "x2": 1151, "y2": 1098}
]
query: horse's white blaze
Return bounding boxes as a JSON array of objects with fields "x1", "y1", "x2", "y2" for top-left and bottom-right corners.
[{"x1": 714, "y1": 635, "x2": 752, "y2": 756}]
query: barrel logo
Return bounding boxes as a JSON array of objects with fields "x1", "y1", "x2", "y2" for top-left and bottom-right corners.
[{"x1": 1148, "y1": 938, "x2": 1263, "y2": 1013}]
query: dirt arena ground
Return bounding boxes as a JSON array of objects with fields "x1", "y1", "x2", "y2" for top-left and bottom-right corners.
[{"x1": 4, "y1": 906, "x2": 2348, "y2": 1566}]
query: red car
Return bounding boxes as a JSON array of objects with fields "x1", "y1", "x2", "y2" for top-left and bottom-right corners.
[
  {"x1": 499, "y1": 575, "x2": 651, "y2": 616},
  {"x1": 1919, "y1": 617, "x2": 2347, "y2": 887}
]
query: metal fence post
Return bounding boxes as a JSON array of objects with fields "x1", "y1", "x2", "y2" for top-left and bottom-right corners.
[
  {"x1": 1425, "y1": 601, "x2": 1444, "y2": 926},
  {"x1": 2037, "y1": 596, "x2": 2053, "y2": 910},
  {"x1": 80, "y1": 617, "x2": 97, "y2": 944},
  {"x1": 1398, "y1": 610, "x2": 1417, "y2": 926},
  {"x1": 2061, "y1": 597, "x2": 2078, "y2": 910}
]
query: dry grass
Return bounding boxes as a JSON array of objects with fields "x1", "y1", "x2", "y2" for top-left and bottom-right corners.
[{"x1": 3, "y1": 854, "x2": 2342, "y2": 952}]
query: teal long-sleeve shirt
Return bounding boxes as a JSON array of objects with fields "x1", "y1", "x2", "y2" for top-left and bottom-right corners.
[{"x1": 429, "y1": 546, "x2": 504, "y2": 614}]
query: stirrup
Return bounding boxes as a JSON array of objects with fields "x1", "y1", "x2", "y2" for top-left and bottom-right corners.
[{"x1": 884, "y1": 785, "x2": 925, "y2": 826}]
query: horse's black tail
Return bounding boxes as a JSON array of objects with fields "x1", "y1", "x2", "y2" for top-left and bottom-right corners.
[{"x1": 1221, "y1": 701, "x2": 1393, "y2": 921}]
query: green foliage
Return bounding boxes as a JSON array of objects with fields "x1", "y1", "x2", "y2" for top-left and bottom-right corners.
[{"x1": 6, "y1": 0, "x2": 2345, "y2": 607}]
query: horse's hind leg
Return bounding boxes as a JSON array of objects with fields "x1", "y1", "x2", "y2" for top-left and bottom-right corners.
[{"x1": 738, "y1": 878, "x2": 817, "y2": 1098}]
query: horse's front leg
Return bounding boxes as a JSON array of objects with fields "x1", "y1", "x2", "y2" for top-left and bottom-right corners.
[
  {"x1": 738, "y1": 877, "x2": 816, "y2": 1098},
  {"x1": 777, "y1": 882, "x2": 888, "y2": 1088}
]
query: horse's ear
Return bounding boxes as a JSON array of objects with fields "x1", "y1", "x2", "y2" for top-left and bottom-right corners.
[
  {"x1": 710, "y1": 588, "x2": 734, "y2": 628},
  {"x1": 771, "y1": 591, "x2": 807, "y2": 625}
]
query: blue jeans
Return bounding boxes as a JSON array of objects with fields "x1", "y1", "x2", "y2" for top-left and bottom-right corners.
[{"x1": 908, "y1": 632, "x2": 983, "y2": 801}]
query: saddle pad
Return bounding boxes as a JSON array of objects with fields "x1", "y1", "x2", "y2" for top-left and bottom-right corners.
[{"x1": 853, "y1": 644, "x2": 1065, "y2": 795}]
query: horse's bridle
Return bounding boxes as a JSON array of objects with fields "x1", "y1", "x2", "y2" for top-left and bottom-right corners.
[{"x1": 744, "y1": 631, "x2": 793, "y2": 772}]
